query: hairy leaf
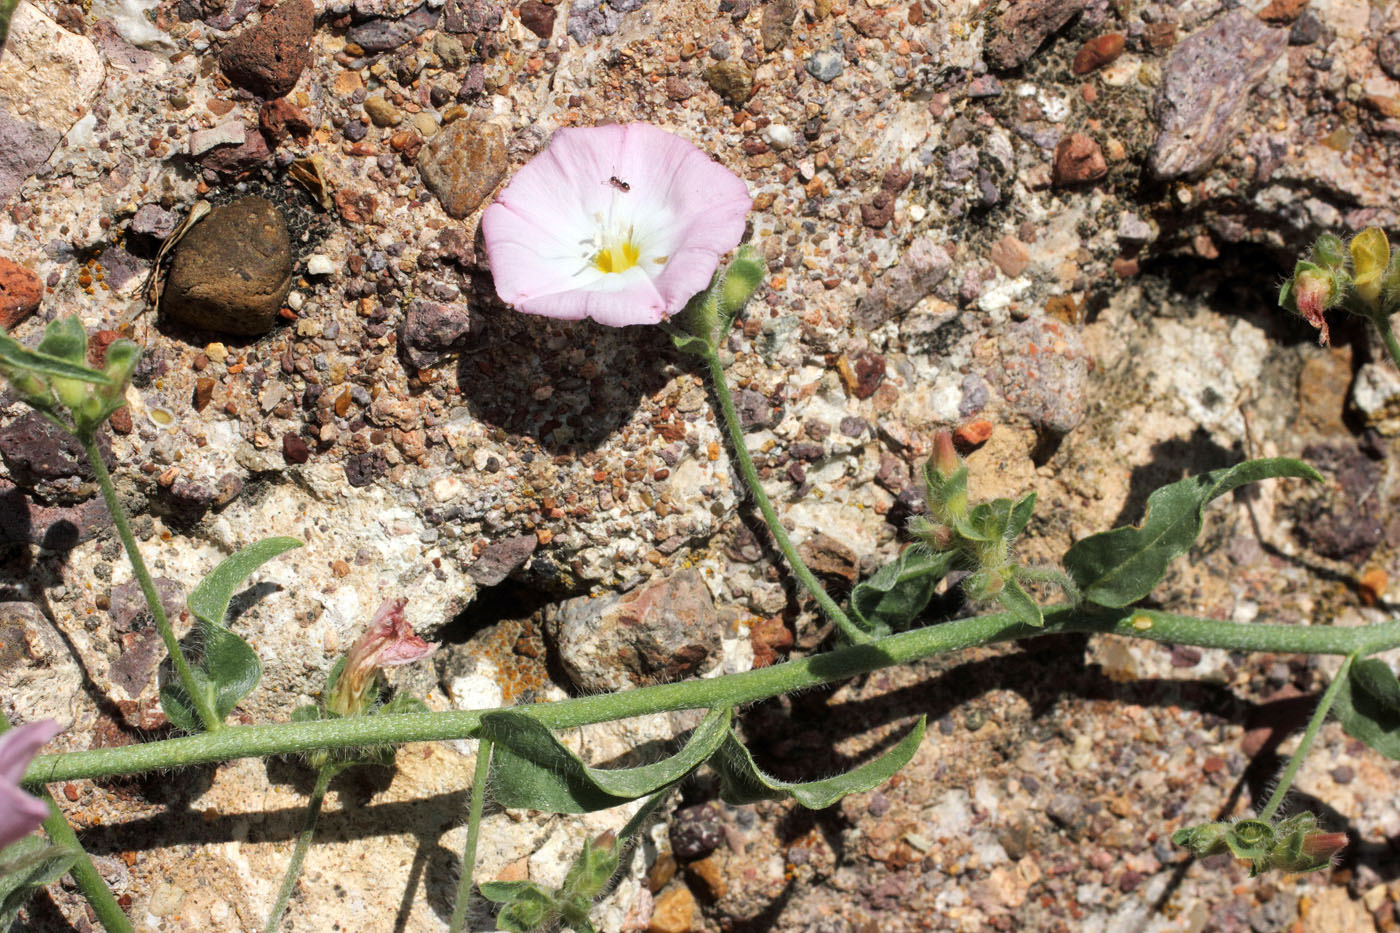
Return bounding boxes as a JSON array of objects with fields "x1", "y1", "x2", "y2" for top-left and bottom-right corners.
[
  {"x1": 997, "y1": 577, "x2": 1043, "y2": 628},
  {"x1": 714, "y1": 716, "x2": 926, "y2": 808},
  {"x1": 482, "y1": 707, "x2": 731, "y2": 813},
  {"x1": 0, "y1": 332, "x2": 112, "y2": 385},
  {"x1": 0, "y1": 837, "x2": 79, "y2": 929},
  {"x1": 850, "y1": 546, "x2": 954, "y2": 635},
  {"x1": 188, "y1": 537, "x2": 302, "y2": 629},
  {"x1": 1064, "y1": 459, "x2": 1321, "y2": 607},
  {"x1": 1335, "y1": 660, "x2": 1400, "y2": 760}
]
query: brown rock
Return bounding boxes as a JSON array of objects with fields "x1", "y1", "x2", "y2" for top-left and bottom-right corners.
[
  {"x1": 648, "y1": 884, "x2": 697, "y2": 933},
  {"x1": 1052, "y1": 133, "x2": 1107, "y2": 186},
  {"x1": 798, "y1": 532, "x2": 860, "y2": 583},
  {"x1": 1072, "y1": 33, "x2": 1124, "y2": 75},
  {"x1": 861, "y1": 190, "x2": 895, "y2": 229},
  {"x1": 193, "y1": 377, "x2": 215, "y2": 412},
  {"x1": 259, "y1": 97, "x2": 312, "y2": 143},
  {"x1": 219, "y1": 0, "x2": 315, "y2": 98},
  {"x1": 704, "y1": 60, "x2": 753, "y2": 104},
  {"x1": 759, "y1": 0, "x2": 795, "y2": 50},
  {"x1": 953, "y1": 419, "x2": 993, "y2": 450},
  {"x1": 517, "y1": 0, "x2": 555, "y2": 38},
  {"x1": 1142, "y1": 22, "x2": 1177, "y2": 52},
  {"x1": 665, "y1": 76, "x2": 696, "y2": 100},
  {"x1": 0, "y1": 257, "x2": 42, "y2": 330},
  {"x1": 199, "y1": 126, "x2": 270, "y2": 176},
  {"x1": 990, "y1": 235, "x2": 1030, "y2": 277},
  {"x1": 416, "y1": 121, "x2": 507, "y2": 218},
  {"x1": 162, "y1": 196, "x2": 292, "y2": 337},
  {"x1": 857, "y1": 237, "x2": 952, "y2": 328},
  {"x1": 686, "y1": 854, "x2": 727, "y2": 899},
  {"x1": 985, "y1": 0, "x2": 1087, "y2": 71}
]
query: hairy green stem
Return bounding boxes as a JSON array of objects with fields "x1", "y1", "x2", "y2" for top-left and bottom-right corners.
[
  {"x1": 25, "y1": 607, "x2": 1400, "y2": 785},
  {"x1": 1258, "y1": 654, "x2": 1354, "y2": 822},
  {"x1": 263, "y1": 765, "x2": 333, "y2": 933},
  {"x1": 83, "y1": 434, "x2": 220, "y2": 733},
  {"x1": 1376, "y1": 317, "x2": 1400, "y2": 373},
  {"x1": 703, "y1": 349, "x2": 871, "y2": 644},
  {"x1": 40, "y1": 794, "x2": 135, "y2": 933},
  {"x1": 448, "y1": 739, "x2": 493, "y2": 933}
]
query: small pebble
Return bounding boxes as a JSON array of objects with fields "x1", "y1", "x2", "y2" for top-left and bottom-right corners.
[{"x1": 806, "y1": 49, "x2": 843, "y2": 83}]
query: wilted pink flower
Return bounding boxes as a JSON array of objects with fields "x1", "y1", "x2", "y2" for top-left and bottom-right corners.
[
  {"x1": 328, "y1": 599, "x2": 435, "y2": 716},
  {"x1": 1293, "y1": 268, "x2": 1335, "y2": 346},
  {"x1": 481, "y1": 123, "x2": 752, "y2": 327},
  {"x1": 1, "y1": 719, "x2": 60, "y2": 850}
]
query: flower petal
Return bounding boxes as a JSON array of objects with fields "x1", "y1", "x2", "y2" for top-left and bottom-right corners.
[
  {"x1": 0, "y1": 781, "x2": 52, "y2": 850},
  {"x1": 0, "y1": 719, "x2": 60, "y2": 786},
  {"x1": 519, "y1": 269, "x2": 668, "y2": 326}
]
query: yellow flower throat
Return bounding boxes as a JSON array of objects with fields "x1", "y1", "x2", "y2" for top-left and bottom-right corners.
[{"x1": 592, "y1": 236, "x2": 640, "y2": 274}]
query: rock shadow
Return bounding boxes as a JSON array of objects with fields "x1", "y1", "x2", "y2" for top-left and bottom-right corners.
[
  {"x1": 455, "y1": 305, "x2": 673, "y2": 454},
  {"x1": 1110, "y1": 428, "x2": 1240, "y2": 531}
]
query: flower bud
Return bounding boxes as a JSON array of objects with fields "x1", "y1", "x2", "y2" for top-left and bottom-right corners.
[
  {"x1": 1350, "y1": 227, "x2": 1390, "y2": 308},
  {"x1": 717, "y1": 246, "x2": 765, "y2": 317},
  {"x1": 1280, "y1": 261, "x2": 1339, "y2": 346},
  {"x1": 1311, "y1": 232, "x2": 1345, "y2": 270},
  {"x1": 931, "y1": 430, "x2": 960, "y2": 480}
]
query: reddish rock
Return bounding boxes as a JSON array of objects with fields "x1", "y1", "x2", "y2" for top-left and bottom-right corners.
[
  {"x1": 282, "y1": 432, "x2": 310, "y2": 464},
  {"x1": 861, "y1": 190, "x2": 895, "y2": 228},
  {"x1": 199, "y1": 125, "x2": 271, "y2": 175},
  {"x1": 1112, "y1": 256, "x2": 1140, "y2": 277},
  {"x1": 1052, "y1": 133, "x2": 1108, "y2": 186},
  {"x1": 0, "y1": 258, "x2": 43, "y2": 329},
  {"x1": 749, "y1": 615, "x2": 793, "y2": 668},
  {"x1": 953, "y1": 419, "x2": 993, "y2": 450},
  {"x1": 517, "y1": 0, "x2": 555, "y2": 38},
  {"x1": 1142, "y1": 22, "x2": 1177, "y2": 53},
  {"x1": 665, "y1": 76, "x2": 696, "y2": 100},
  {"x1": 1072, "y1": 33, "x2": 1124, "y2": 75},
  {"x1": 219, "y1": 0, "x2": 315, "y2": 98},
  {"x1": 797, "y1": 532, "x2": 860, "y2": 583},
  {"x1": 259, "y1": 97, "x2": 312, "y2": 143},
  {"x1": 1258, "y1": 0, "x2": 1307, "y2": 23},
  {"x1": 990, "y1": 235, "x2": 1030, "y2": 277}
]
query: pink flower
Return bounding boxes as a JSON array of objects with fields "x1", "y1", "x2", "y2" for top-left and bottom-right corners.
[
  {"x1": 328, "y1": 599, "x2": 435, "y2": 717},
  {"x1": 1293, "y1": 268, "x2": 1334, "y2": 346},
  {"x1": 1, "y1": 719, "x2": 60, "y2": 850},
  {"x1": 481, "y1": 123, "x2": 752, "y2": 327}
]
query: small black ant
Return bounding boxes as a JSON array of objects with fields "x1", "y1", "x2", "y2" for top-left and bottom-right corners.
[{"x1": 608, "y1": 176, "x2": 631, "y2": 192}]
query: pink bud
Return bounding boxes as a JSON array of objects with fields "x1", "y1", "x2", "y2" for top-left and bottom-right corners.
[
  {"x1": 932, "y1": 430, "x2": 960, "y2": 479},
  {"x1": 1299, "y1": 831, "x2": 1347, "y2": 863},
  {"x1": 0, "y1": 720, "x2": 60, "y2": 850}
]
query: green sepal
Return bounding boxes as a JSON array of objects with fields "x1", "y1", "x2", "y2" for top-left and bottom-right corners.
[
  {"x1": 0, "y1": 837, "x2": 80, "y2": 929},
  {"x1": 479, "y1": 881, "x2": 559, "y2": 932},
  {"x1": 997, "y1": 577, "x2": 1043, "y2": 628},
  {"x1": 716, "y1": 244, "x2": 764, "y2": 317},
  {"x1": 1312, "y1": 233, "x2": 1345, "y2": 270},
  {"x1": 1334, "y1": 659, "x2": 1400, "y2": 760},
  {"x1": 849, "y1": 545, "x2": 955, "y2": 636},
  {"x1": 561, "y1": 835, "x2": 618, "y2": 902},
  {"x1": 1064, "y1": 458, "x2": 1321, "y2": 608},
  {"x1": 713, "y1": 716, "x2": 926, "y2": 808},
  {"x1": 670, "y1": 246, "x2": 765, "y2": 358},
  {"x1": 481, "y1": 707, "x2": 731, "y2": 813}
]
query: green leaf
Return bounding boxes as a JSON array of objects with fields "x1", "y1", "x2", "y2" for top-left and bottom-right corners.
[
  {"x1": 159, "y1": 673, "x2": 210, "y2": 735},
  {"x1": 0, "y1": 837, "x2": 79, "y2": 929},
  {"x1": 0, "y1": 331, "x2": 112, "y2": 385},
  {"x1": 849, "y1": 546, "x2": 954, "y2": 635},
  {"x1": 713, "y1": 716, "x2": 926, "y2": 808},
  {"x1": 188, "y1": 537, "x2": 302, "y2": 629},
  {"x1": 202, "y1": 624, "x2": 262, "y2": 720},
  {"x1": 997, "y1": 577, "x2": 1043, "y2": 628},
  {"x1": 34, "y1": 317, "x2": 86, "y2": 365},
  {"x1": 1007, "y1": 492, "x2": 1036, "y2": 539},
  {"x1": 479, "y1": 881, "x2": 559, "y2": 932},
  {"x1": 1334, "y1": 660, "x2": 1400, "y2": 760},
  {"x1": 482, "y1": 707, "x2": 731, "y2": 813},
  {"x1": 1063, "y1": 458, "x2": 1321, "y2": 608}
]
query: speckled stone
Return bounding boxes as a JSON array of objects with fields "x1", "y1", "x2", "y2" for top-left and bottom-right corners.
[
  {"x1": 162, "y1": 196, "x2": 292, "y2": 336},
  {"x1": 416, "y1": 120, "x2": 507, "y2": 218},
  {"x1": 984, "y1": 0, "x2": 1086, "y2": 71}
]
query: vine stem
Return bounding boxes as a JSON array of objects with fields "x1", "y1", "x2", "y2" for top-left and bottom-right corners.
[
  {"x1": 82, "y1": 434, "x2": 221, "y2": 732},
  {"x1": 1258, "y1": 654, "x2": 1354, "y2": 822},
  {"x1": 40, "y1": 793, "x2": 135, "y2": 933},
  {"x1": 1376, "y1": 316, "x2": 1400, "y2": 372},
  {"x1": 702, "y1": 347, "x2": 872, "y2": 644},
  {"x1": 263, "y1": 765, "x2": 333, "y2": 933},
  {"x1": 448, "y1": 739, "x2": 493, "y2": 933},
  {"x1": 24, "y1": 608, "x2": 1400, "y2": 785}
]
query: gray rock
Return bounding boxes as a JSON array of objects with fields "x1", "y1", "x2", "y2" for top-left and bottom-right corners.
[
  {"x1": 984, "y1": 0, "x2": 1086, "y2": 71},
  {"x1": 417, "y1": 121, "x2": 507, "y2": 219},
  {"x1": 398, "y1": 299, "x2": 478, "y2": 370},
  {"x1": 469, "y1": 534, "x2": 536, "y2": 586},
  {"x1": 856, "y1": 237, "x2": 953, "y2": 328},
  {"x1": 1148, "y1": 12, "x2": 1288, "y2": 180},
  {"x1": 994, "y1": 316, "x2": 1089, "y2": 436},
  {"x1": 347, "y1": 3, "x2": 440, "y2": 52},
  {"x1": 442, "y1": 0, "x2": 502, "y2": 35},
  {"x1": 806, "y1": 49, "x2": 844, "y2": 82},
  {"x1": 545, "y1": 569, "x2": 720, "y2": 693},
  {"x1": 162, "y1": 196, "x2": 292, "y2": 337}
]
